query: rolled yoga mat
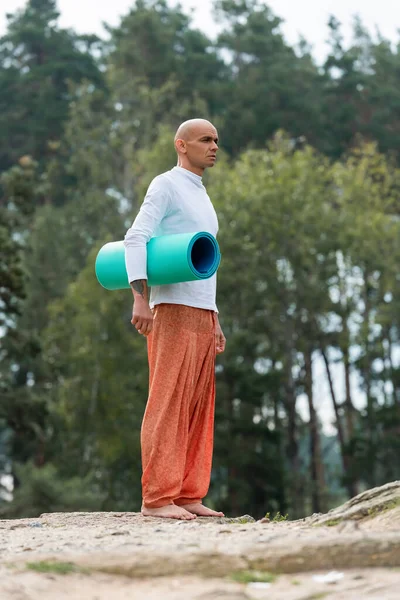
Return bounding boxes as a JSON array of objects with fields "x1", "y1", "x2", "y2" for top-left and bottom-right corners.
[{"x1": 95, "y1": 231, "x2": 221, "y2": 290}]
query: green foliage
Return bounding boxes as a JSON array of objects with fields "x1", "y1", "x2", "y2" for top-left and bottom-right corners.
[
  {"x1": 321, "y1": 519, "x2": 340, "y2": 527},
  {"x1": 224, "y1": 515, "x2": 255, "y2": 524},
  {"x1": 208, "y1": 135, "x2": 338, "y2": 516},
  {"x1": 41, "y1": 250, "x2": 148, "y2": 509},
  {"x1": 350, "y1": 405, "x2": 400, "y2": 487},
  {"x1": 107, "y1": 0, "x2": 227, "y2": 121},
  {"x1": 0, "y1": 462, "x2": 104, "y2": 518},
  {"x1": 1, "y1": 0, "x2": 400, "y2": 520},
  {"x1": 367, "y1": 498, "x2": 400, "y2": 516},
  {"x1": 0, "y1": 0, "x2": 103, "y2": 172},
  {"x1": 265, "y1": 511, "x2": 289, "y2": 522},
  {"x1": 214, "y1": 0, "x2": 324, "y2": 155},
  {"x1": 0, "y1": 210, "x2": 24, "y2": 326},
  {"x1": 26, "y1": 561, "x2": 89, "y2": 575},
  {"x1": 230, "y1": 570, "x2": 276, "y2": 583},
  {"x1": 0, "y1": 160, "x2": 46, "y2": 484},
  {"x1": 0, "y1": 158, "x2": 39, "y2": 328}
]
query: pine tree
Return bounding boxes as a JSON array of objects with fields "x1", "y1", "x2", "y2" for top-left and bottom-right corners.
[{"x1": 0, "y1": 0, "x2": 103, "y2": 173}]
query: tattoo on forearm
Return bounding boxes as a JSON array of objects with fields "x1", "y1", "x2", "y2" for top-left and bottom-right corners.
[{"x1": 131, "y1": 280, "x2": 145, "y2": 298}]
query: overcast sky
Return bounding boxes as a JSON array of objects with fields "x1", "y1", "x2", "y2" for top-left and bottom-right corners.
[{"x1": 1, "y1": 0, "x2": 400, "y2": 63}]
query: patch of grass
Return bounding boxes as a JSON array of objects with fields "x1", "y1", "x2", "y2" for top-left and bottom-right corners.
[
  {"x1": 313, "y1": 518, "x2": 341, "y2": 527},
  {"x1": 230, "y1": 570, "x2": 276, "y2": 584},
  {"x1": 264, "y1": 511, "x2": 289, "y2": 522},
  {"x1": 303, "y1": 594, "x2": 330, "y2": 600},
  {"x1": 367, "y1": 498, "x2": 400, "y2": 518},
  {"x1": 291, "y1": 579, "x2": 301, "y2": 585},
  {"x1": 325, "y1": 518, "x2": 341, "y2": 526},
  {"x1": 26, "y1": 561, "x2": 90, "y2": 575},
  {"x1": 225, "y1": 515, "x2": 255, "y2": 524},
  {"x1": 272, "y1": 511, "x2": 288, "y2": 522},
  {"x1": 236, "y1": 516, "x2": 254, "y2": 524}
]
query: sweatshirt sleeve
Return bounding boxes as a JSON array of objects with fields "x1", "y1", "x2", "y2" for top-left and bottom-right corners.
[{"x1": 124, "y1": 176, "x2": 171, "y2": 283}]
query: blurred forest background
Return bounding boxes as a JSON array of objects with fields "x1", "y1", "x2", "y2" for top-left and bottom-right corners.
[{"x1": 0, "y1": 0, "x2": 399, "y2": 520}]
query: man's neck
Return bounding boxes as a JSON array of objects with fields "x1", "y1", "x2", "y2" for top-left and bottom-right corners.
[{"x1": 177, "y1": 162, "x2": 204, "y2": 177}]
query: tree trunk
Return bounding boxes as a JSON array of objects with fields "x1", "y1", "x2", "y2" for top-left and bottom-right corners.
[
  {"x1": 304, "y1": 348, "x2": 326, "y2": 513},
  {"x1": 385, "y1": 328, "x2": 399, "y2": 405},
  {"x1": 225, "y1": 375, "x2": 240, "y2": 516},
  {"x1": 342, "y1": 319, "x2": 355, "y2": 443},
  {"x1": 321, "y1": 346, "x2": 357, "y2": 498},
  {"x1": 362, "y1": 276, "x2": 374, "y2": 440},
  {"x1": 284, "y1": 321, "x2": 304, "y2": 518}
]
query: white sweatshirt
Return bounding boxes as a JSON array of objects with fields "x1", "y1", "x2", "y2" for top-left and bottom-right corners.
[{"x1": 124, "y1": 166, "x2": 219, "y2": 312}]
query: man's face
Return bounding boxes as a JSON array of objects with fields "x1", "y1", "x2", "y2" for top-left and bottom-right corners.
[{"x1": 183, "y1": 124, "x2": 219, "y2": 171}]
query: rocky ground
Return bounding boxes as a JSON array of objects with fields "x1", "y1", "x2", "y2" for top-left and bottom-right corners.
[{"x1": 1, "y1": 481, "x2": 399, "y2": 599}]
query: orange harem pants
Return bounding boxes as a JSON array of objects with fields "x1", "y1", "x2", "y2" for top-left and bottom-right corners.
[{"x1": 141, "y1": 303, "x2": 217, "y2": 508}]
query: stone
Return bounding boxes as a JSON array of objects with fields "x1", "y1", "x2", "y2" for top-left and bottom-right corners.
[{"x1": 0, "y1": 482, "x2": 399, "y2": 599}]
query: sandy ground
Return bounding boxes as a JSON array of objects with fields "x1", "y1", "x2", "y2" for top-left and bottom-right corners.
[
  {"x1": 1, "y1": 504, "x2": 400, "y2": 600},
  {"x1": 1, "y1": 566, "x2": 400, "y2": 600}
]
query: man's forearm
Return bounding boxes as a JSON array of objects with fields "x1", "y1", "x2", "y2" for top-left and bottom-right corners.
[
  {"x1": 130, "y1": 279, "x2": 153, "y2": 336},
  {"x1": 130, "y1": 279, "x2": 150, "y2": 303}
]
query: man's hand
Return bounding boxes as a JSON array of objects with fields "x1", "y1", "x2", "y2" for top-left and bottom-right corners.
[
  {"x1": 130, "y1": 280, "x2": 153, "y2": 336},
  {"x1": 215, "y1": 317, "x2": 226, "y2": 354},
  {"x1": 131, "y1": 298, "x2": 153, "y2": 336}
]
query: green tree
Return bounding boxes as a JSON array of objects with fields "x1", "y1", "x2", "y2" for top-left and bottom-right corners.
[
  {"x1": 208, "y1": 135, "x2": 339, "y2": 517},
  {"x1": 0, "y1": 462, "x2": 104, "y2": 518},
  {"x1": 3, "y1": 0, "x2": 400, "y2": 519},
  {"x1": 0, "y1": 159, "x2": 36, "y2": 329},
  {"x1": 214, "y1": 0, "x2": 324, "y2": 156},
  {"x1": 0, "y1": 0, "x2": 103, "y2": 173},
  {"x1": 0, "y1": 159, "x2": 45, "y2": 487},
  {"x1": 107, "y1": 0, "x2": 228, "y2": 124},
  {"x1": 321, "y1": 15, "x2": 400, "y2": 161},
  {"x1": 320, "y1": 16, "x2": 367, "y2": 158},
  {"x1": 0, "y1": 90, "x2": 125, "y2": 492},
  {"x1": 42, "y1": 253, "x2": 148, "y2": 510},
  {"x1": 329, "y1": 143, "x2": 400, "y2": 488}
]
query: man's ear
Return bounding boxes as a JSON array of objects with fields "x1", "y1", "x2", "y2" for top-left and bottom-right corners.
[{"x1": 175, "y1": 139, "x2": 187, "y2": 154}]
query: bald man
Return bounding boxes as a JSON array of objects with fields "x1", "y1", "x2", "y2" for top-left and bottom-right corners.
[{"x1": 124, "y1": 119, "x2": 226, "y2": 520}]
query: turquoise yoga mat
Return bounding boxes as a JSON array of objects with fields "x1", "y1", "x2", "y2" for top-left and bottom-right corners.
[{"x1": 95, "y1": 232, "x2": 221, "y2": 290}]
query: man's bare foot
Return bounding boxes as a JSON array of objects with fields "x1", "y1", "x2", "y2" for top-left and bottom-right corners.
[
  {"x1": 141, "y1": 504, "x2": 196, "y2": 520},
  {"x1": 179, "y1": 503, "x2": 225, "y2": 517}
]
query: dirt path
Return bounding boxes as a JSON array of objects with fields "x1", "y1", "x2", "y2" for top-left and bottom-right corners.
[
  {"x1": 1, "y1": 566, "x2": 399, "y2": 600},
  {"x1": 1, "y1": 481, "x2": 399, "y2": 599}
]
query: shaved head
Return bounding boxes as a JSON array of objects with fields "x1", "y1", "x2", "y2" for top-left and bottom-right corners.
[
  {"x1": 173, "y1": 118, "x2": 219, "y2": 176},
  {"x1": 174, "y1": 119, "x2": 215, "y2": 143}
]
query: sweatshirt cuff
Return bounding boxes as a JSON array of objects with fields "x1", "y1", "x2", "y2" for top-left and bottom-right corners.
[{"x1": 127, "y1": 273, "x2": 148, "y2": 284}]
